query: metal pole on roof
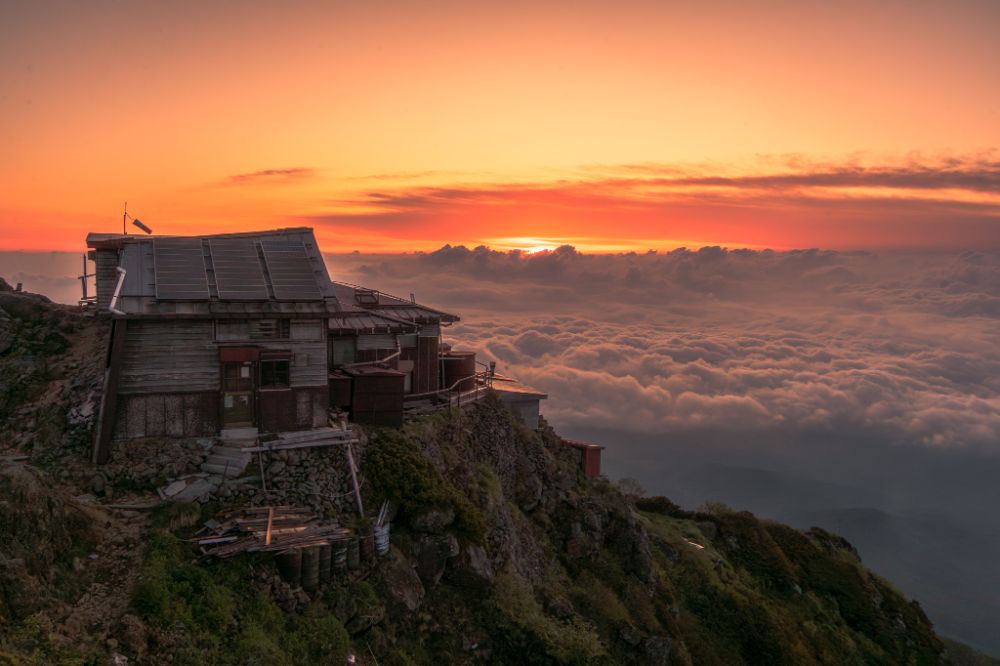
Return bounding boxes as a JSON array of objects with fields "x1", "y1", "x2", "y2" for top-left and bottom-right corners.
[{"x1": 123, "y1": 201, "x2": 127, "y2": 235}]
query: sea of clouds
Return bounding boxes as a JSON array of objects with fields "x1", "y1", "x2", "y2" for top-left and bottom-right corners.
[{"x1": 338, "y1": 245, "x2": 1000, "y2": 450}]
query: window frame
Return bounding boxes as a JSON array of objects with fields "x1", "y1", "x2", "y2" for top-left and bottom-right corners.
[{"x1": 259, "y1": 357, "x2": 291, "y2": 389}]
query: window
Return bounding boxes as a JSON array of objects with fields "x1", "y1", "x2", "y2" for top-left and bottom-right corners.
[
  {"x1": 331, "y1": 337, "x2": 357, "y2": 367},
  {"x1": 260, "y1": 359, "x2": 290, "y2": 388},
  {"x1": 249, "y1": 319, "x2": 290, "y2": 339}
]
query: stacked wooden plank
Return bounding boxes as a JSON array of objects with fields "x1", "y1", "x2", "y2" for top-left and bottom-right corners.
[{"x1": 197, "y1": 506, "x2": 351, "y2": 557}]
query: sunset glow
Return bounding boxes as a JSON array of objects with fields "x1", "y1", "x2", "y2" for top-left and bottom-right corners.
[{"x1": 1, "y1": 1, "x2": 998, "y2": 252}]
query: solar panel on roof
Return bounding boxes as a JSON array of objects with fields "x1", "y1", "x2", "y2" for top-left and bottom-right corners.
[
  {"x1": 153, "y1": 238, "x2": 210, "y2": 300},
  {"x1": 209, "y1": 238, "x2": 269, "y2": 300},
  {"x1": 259, "y1": 239, "x2": 323, "y2": 301}
]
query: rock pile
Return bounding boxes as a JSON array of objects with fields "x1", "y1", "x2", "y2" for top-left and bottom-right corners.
[{"x1": 224, "y1": 440, "x2": 369, "y2": 517}]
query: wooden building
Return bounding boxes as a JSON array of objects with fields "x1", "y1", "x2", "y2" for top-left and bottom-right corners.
[
  {"x1": 86, "y1": 228, "x2": 461, "y2": 463},
  {"x1": 561, "y1": 440, "x2": 604, "y2": 478}
]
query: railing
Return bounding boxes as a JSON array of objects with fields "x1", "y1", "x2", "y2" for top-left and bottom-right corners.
[{"x1": 404, "y1": 371, "x2": 492, "y2": 413}]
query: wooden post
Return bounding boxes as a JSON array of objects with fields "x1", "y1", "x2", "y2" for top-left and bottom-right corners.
[
  {"x1": 264, "y1": 506, "x2": 274, "y2": 546},
  {"x1": 93, "y1": 319, "x2": 128, "y2": 464},
  {"x1": 258, "y1": 451, "x2": 268, "y2": 492},
  {"x1": 346, "y1": 443, "x2": 364, "y2": 517}
]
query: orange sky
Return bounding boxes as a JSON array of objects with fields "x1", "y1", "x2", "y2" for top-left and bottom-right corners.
[{"x1": 1, "y1": 1, "x2": 998, "y2": 252}]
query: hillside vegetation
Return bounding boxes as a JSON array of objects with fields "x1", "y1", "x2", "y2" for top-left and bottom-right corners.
[{"x1": 0, "y1": 279, "x2": 961, "y2": 664}]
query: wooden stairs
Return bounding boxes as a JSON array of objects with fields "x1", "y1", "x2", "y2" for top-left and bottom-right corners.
[{"x1": 201, "y1": 427, "x2": 257, "y2": 478}]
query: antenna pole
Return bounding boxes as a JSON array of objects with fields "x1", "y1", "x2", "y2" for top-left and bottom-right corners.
[{"x1": 123, "y1": 201, "x2": 127, "y2": 235}]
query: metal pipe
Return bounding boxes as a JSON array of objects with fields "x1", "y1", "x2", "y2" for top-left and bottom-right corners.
[
  {"x1": 342, "y1": 338, "x2": 402, "y2": 369},
  {"x1": 108, "y1": 266, "x2": 126, "y2": 315}
]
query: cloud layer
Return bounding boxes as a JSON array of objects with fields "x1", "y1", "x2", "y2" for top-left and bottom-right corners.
[{"x1": 336, "y1": 246, "x2": 1000, "y2": 451}]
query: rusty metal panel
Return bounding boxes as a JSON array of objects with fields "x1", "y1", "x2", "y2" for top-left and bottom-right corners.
[
  {"x1": 583, "y1": 447, "x2": 602, "y2": 478},
  {"x1": 329, "y1": 374, "x2": 352, "y2": 408},
  {"x1": 442, "y1": 351, "x2": 476, "y2": 391},
  {"x1": 218, "y1": 346, "x2": 260, "y2": 363}
]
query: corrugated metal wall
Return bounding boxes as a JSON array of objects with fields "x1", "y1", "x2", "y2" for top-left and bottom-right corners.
[
  {"x1": 119, "y1": 320, "x2": 219, "y2": 394},
  {"x1": 357, "y1": 333, "x2": 396, "y2": 350},
  {"x1": 414, "y1": 335, "x2": 439, "y2": 393}
]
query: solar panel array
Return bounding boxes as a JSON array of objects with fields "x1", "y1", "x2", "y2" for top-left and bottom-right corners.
[
  {"x1": 260, "y1": 239, "x2": 323, "y2": 301},
  {"x1": 209, "y1": 238, "x2": 269, "y2": 300},
  {"x1": 153, "y1": 238, "x2": 210, "y2": 300}
]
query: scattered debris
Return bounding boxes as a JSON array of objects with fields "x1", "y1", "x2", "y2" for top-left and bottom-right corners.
[{"x1": 195, "y1": 506, "x2": 351, "y2": 557}]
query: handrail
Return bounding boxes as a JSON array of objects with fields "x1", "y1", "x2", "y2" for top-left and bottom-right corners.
[{"x1": 406, "y1": 371, "x2": 487, "y2": 399}]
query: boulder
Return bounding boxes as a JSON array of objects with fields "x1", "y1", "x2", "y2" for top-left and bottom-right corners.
[
  {"x1": 459, "y1": 544, "x2": 494, "y2": 584},
  {"x1": 415, "y1": 534, "x2": 459, "y2": 586},
  {"x1": 379, "y1": 550, "x2": 425, "y2": 613}
]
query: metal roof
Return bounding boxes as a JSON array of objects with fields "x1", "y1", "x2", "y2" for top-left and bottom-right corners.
[
  {"x1": 88, "y1": 228, "x2": 336, "y2": 313},
  {"x1": 209, "y1": 238, "x2": 269, "y2": 300},
  {"x1": 153, "y1": 238, "x2": 210, "y2": 300},
  {"x1": 329, "y1": 281, "x2": 459, "y2": 323},
  {"x1": 260, "y1": 238, "x2": 323, "y2": 301},
  {"x1": 328, "y1": 311, "x2": 418, "y2": 333},
  {"x1": 86, "y1": 227, "x2": 461, "y2": 324}
]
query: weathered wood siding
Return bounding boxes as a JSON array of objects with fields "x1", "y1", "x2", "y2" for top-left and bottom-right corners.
[
  {"x1": 119, "y1": 320, "x2": 219, "y2": 394},
  {"x1": 114, "y1": 392, "x2": 219, "y2": 439},
  {"x1": 95, "y1": 249, "x2": 119, "y2": 309},
  {"x1": 256, "y1": 340, "x2": 327, "y2": 387},
  {"x1": 290, "y1": 319, "x2": 323, "y2": 341},
  {"x1": 259, "y1": 387, "x2": 327, "y2": 432},
  {"x1": 214, "y1": 319, "x2": 326, "y2": 387},
  {"x1": 357, "y1": 333, "x2": 396, "y2": 350}
]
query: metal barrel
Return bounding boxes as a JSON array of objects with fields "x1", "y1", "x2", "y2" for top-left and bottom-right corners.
[
  {"x1": 301, "y1": 546, "x2": 320, "y2": 592},
  {"x1": 319, "y1": 544, "x2": 332, "y2": 583},
  {"x1": 347, "y1": 537, "x2": 360, "y2": 570},
  {"x1": 360, "y1": 531, "x2": 375, "y2": 563},
  {"x1": 276, "y1": 550, "x2": 302, "y2": 586},
  {"x1": 374, "y1": 524, "x2": 391, "y2": 557}
]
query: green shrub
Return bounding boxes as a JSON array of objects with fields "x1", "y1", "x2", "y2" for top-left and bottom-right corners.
[
  {"x1": 131, "y1": 531, "x2": 350, "y2": 665},
  {"x1": 490, "y1": 572, "x2": 608, "y2": 665},
  {"x1": 362, "y1": 430, "x2": 485, "y2": 542}
]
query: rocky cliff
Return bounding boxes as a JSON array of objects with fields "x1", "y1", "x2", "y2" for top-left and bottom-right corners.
[{"x1": 0, "y1": 279, "x2": 969, "y2": 664}]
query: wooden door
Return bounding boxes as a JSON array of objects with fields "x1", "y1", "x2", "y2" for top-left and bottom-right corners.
[{"x1": 221, "y1": 361, "x2": 256, "y2": 426}]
